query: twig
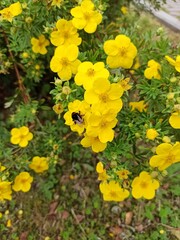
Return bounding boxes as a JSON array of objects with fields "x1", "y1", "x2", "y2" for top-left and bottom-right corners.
[
  {"x1": 2, "y1": 29, "x2": 30, "y2": 104},
  {"x1": 70, "y1": 208, "x2": 87, "y2": 239}
]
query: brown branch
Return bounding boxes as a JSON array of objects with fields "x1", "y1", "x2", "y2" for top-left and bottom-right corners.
[{"x1": 2, "y1": 29, "x2": 30, "y2": 104}]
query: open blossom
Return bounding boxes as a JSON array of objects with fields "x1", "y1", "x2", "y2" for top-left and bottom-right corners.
[
  {"x1": 13, "y1": 172, "x2": 33, "y2": 192},
  {"x1": 10, "y1": 126, "x2": 33, "y2": 148},
  {"x1": 100, "y1": 181, "x2": 129, "y2": 201},
  {"x1": 50, "y1": 19, "x2": 82, "y2": 47},
  {"x1": 64, "y1": 100, "x2": 91, "y2": 134},
  {"x1": 81, "y1": 134, "x2": 107, "y2": 153},
  {"x1": 50, "y1": 44, "x2": 81, "y2": 80},
  {"x1": 70, "y1": 0, "x2": 102, "y2": 33},
  {"x1": 31, "y1": 35, "x2": 50, "y2": 55},
  {"x1": 74, "y1": 62, "x2": 109, "y2": 90},
  {"x1": 144, "y1": 59, "x2": 161, "y2": 79},
  {"x1": 169, "y1": 112, "x2": 180, "y2": 129},
  {"x1": 165, "y1": 55, "x2": 180, "y2": 72},
  {"x1": 103, "y1": 34, "x2": 137, "y2": 69},
  {"x1": 0, "y1": 2, "x2": 22, "y2": 22},
  {"x1": 86, "y1": 111, "x2": 118, "y2": 143},
  {"x1": 131, "y1": 171, "x2": 160, "y2": 199},
  {"x1": 84, "y1": 78, "x2": 123, "y2": 112},
  {"x1": 29, "y1": 156, "x2": 49, "y2": 173},
  {"x1": 0, "y1": 181, "x2": 12, "y2": 201},
  {"x1": 149, "y1": 142, "x2": 180, "y2": 171}
]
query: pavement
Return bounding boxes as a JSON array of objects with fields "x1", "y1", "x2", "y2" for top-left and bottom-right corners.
[{"x1": 152, "y1": 0, "x2": 180, "y2": 31}]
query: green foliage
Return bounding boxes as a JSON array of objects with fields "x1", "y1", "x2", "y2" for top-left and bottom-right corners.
[{"x1": 0, "y1": 0, "x2": 180, "y2": 239}]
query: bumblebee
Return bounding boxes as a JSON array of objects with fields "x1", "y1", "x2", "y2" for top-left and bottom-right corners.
[{"x1": 71, "y1": 112, "x2": 83, "y2": 124}]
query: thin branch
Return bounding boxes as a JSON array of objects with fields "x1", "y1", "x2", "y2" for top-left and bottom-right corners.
[{"x1": 2, "y1": 29, "x2": 30, "y2": 104}]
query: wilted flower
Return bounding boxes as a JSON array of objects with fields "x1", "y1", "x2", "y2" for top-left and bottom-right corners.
[
  {"x1": 116, "y1": 169, "x2": 130, "y2": 179},
  {"x1": 129, "y1": 100, "x2": 147, "y2": 112}
]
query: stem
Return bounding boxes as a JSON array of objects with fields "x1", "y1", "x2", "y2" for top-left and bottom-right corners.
[{"x1": 2, "y1": 29, "x2": 30, "y2": 104}]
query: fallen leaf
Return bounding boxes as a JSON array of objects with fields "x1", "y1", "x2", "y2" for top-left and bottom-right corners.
[{"x1": 125, "y1": 211, "x2": 133, "y2": 225}]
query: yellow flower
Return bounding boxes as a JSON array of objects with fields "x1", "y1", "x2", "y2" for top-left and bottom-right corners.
[
  {"x1": 0, "y1": 164, "x2": 6, "y2": 172},
  {"x1": 0, "y1": 2, "x2": 22, "y2": 22},
  {"x1": 74, "y1": 61, "x2": 109, "y2": 90},
  {"x1": 51, "y1": 0, "x2": 63, "y2": 8},
  {"x1": 121, "y1": 6, "x2": 128, "y2": 15},
  {"x1": 100, "y1": 181, "x2": 129, "y2": 201},
  {"x1": 10, "y1": 126, "x2": 33, "y2": 148},
  {"x1": 149, "y1": 142, "x2": 180, "y2": 171},
  {"x1": 103, "y1": 34, "x2": 137, "y2": 69},
  {"x1": 116, "y1": 169, "x2": 130, "y2": 179},
  {"x1": 146, "y1": 128, "x2": 159, "y2": 140},
  {"x1": 50, "y1": 19, "x2": 82, "y2": 47},
  {"x1": 70, "y1": 0, "x2": 102, "y2": 33},
  {"x1": 96, "y1": 162, "x2": 104, "y2": 173},
  {"x1": 96, "y1": 162, "x2": 109, "y2": 180},
  {"x1": 169, "y1": 112, "x2": 180, "y2": 129},
  {"x1": 131, "y1": 171, "x2": 159, "y2": 199},
  {"x1": 84, "y1": 78, "x2": 123, "y2": 113},
  {"x1": 31, "y1": 35, "x2": 50, "y2": 55},
  {"x1": 12, "y1": 172, "x2": 33, "y2": 192},
  {"x1": 165, "y1": 55, "x2": 180, "y2": 72},
  {"x1": 118, "y1": 77, "x2": 132, "y2": 91},
  {"x1": 53, "y1": 103, "x2": 64, "y2": 114},
  {"x1": 0, "y1": 181, "x2": 12, "y2": 201},
  {"x1": 81, "y1": 134, "x2": 107, "y2": 152},
  {"x1": 6, "y1": 219, "x2": 12, "y2": 228},
  {"x1": 50, "y1": 44, "x2": 81, "y2": 80},
  {"x1": 86, "y1": 111, "x2": 118, "y2": 143},
  {"x1": 29, "y1": 156, "x2": 49, "y2": 173},
  {"x1": 129, "y1": 100, "x2": 147, "y2": 112},
  {"x1": 64, "y1": 100, "x2": 91, "y2": 134},
  {"x1": 144, "y1": 59, "x2": 161, "y2": 79}
]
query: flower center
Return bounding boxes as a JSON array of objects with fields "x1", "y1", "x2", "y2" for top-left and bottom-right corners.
[
  {"x1": 119, "y1": 46, "x2": 127, "y2": 57},
  {"x1": 87, "y1": 68, "x2": 95, "y2": 77},
  {"x1": 140, "y1": 181, "x2": 148, "y2": 189},
  {"x1": 61, "y1": 57, "x2": 69, "y2": 67},
  {"x1": 99, "y1": 93, "x2": 109, "y2": 103},
  {"x1": 167, "y1": 153, "x2": 175, "y2": 164},
  {"x1": 83, "y1": 12, "x2": 92, "y2": 21},
  {"x1": 109, "y1": 190, "x2": 118, "y2": 198},
  {"x1": 63, "y1": 31, "x2": 70, "y2": 39}
]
